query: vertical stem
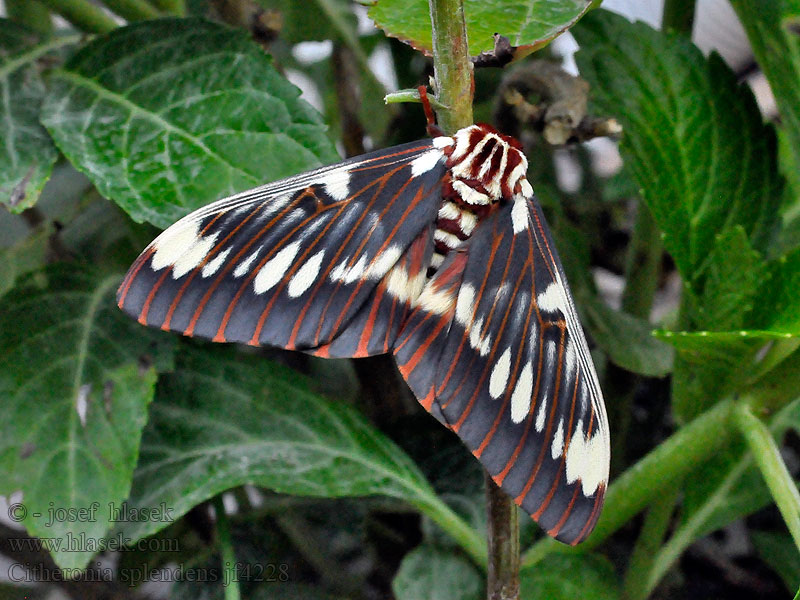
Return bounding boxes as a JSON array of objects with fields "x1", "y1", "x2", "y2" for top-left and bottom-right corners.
[
  {"x1": 5, "y1": 0, "x2": 53, "y2": 34},
  {"x1": 35, "y1": 0, "x2": 118, "y2": 33},
  {"x1": 622, "y1": 486, "x2": 678, "y2": 600},
  {"x1": 620, "y1": 204, "x2": 661, "y2": 319},
  {"x1": 214, "y1": 496, "x2": 241, "y2": 600},
  {"x1": 734, "y1": 402, "x2": 800, "y2": 551},
  {"x1": 661, "y1": 0, "x2": 696, "y2": 33},
  {"x1": 427, "y1": 0, "x2": 516, "y2": 596},
  {"x1": 486, "y1": 479, "x2": 520, "y2": 599},
  {"x1": 427, "y1": 0, "x2": 473, "y2": 132},
  {"x1": 332, "y1": 43, "x2": 366, "y2": 158}
]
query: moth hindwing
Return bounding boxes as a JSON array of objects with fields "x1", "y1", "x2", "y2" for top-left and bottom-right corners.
[{"x1": 118, "y1": 123, "x2": 609, "y2": 545}]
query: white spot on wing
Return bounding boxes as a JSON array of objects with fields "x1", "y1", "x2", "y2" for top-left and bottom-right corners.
[
  {"x1": 410, "y1": 149, "x2": 444, "y2": 176},
  {"x1": 551, "y1": 419, "x2": 564, "y2": 459},
  {"x1": 234, "y1": 248, "x2": 262, "y2": 278},
  {"x1": 152, "y1": 221, "x2": 201, "y2": 271},
  {"x1": 172, "y1": 232, "x2": 219, "y2": 279},
  {"x1": 288, "y1": 249, "x2": 326, "y2": 297},
  {"x1": 511, "y1": 194, "x2": 529, "y2": 233},
  {"x1": 455, "y1": 284, "x2": 475, "y2": 326},
  {"x1": 369, "y1": 245, "x2": 403, "y2": 279},
  {"x1": 253, "y1": 242, "x2": 301, "y2": 294},
  {"x1": 321, "y1": 169, "x2": 351, "y2": 201},
  {"x1": 489, "y1": 347, "x2": 511, "y2": 399},
  {"x1": 202, "y1": 247, "x2": 232, "y2": 278},
  {"x1": 565, "y1": 419, "x2": 610, "y2": 497},
  {"x1": 520, "y1": 179, "x2": 533, "y2": 197},
  {"x1": 510, "y1": 362, "x2": 534, "y2": 424},
  {"x1": 537, "y1": 281, "x2": 562, "y2": 313},
  {"x1": 535, "y1": 397, "x2": 547, "y2": 432},
  {"x1": 384, "y1": 262, "x2": 426, "y2": 304},
  {"x1": 413, "y1": 282, "x2": 455, "y2": 315}
]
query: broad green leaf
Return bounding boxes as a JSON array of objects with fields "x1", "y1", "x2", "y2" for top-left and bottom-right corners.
[
  {"x1": 41, "y1": 18, "x2": 339, "y2": 229},
  {"x1": 392, "y1": 545, "x2": 482, "y2": 600},
  {"x1": 118, "y1": 345, "x2": 445, "y2": 545},
  {"x1": 573, "y1": 10, "x2": 782, "y2": 280},
  {"x1": 369, "y1": 0, "x2": 592, "y2": 58},
  {"x1": 0, "y1": 264, "x2": 175, "y2": 569},
  {"x1": 519, "y1": 554, "x2": 620, "y2": 600},
  {"x1": 752, "y1": 530, "x2": 800, "y2": 594},
  {"x1": 581, "y1": 295, "x2": 673, "y2": 377},
  {"x1": 730, "y1": 0, "x2": 800, "y2": 180},
  {"x1": 0, "y1": 21, "x2": 75, "y2": 211}
]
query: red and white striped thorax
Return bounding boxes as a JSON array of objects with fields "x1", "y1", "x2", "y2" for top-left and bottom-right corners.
[{"x1": 429, "y1": 124, "x2": 533, "y2": 270}]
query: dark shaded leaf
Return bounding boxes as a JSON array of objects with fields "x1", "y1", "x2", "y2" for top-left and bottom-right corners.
[
  {"x1": 392, "y1": 545, "x2": 482, "y2": 600},
  {"x1": 118, "y1": 345, "x2": 443, "y2": 544}
]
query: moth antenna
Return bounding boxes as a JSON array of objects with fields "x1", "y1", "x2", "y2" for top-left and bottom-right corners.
[{"x1": 418, "y1": 85, "x2": 445, "y2": 137}]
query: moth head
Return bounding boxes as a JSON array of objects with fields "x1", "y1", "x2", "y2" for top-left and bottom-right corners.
[{"x1": 445, "y1": 124, "x2": 530, "y2": 202}]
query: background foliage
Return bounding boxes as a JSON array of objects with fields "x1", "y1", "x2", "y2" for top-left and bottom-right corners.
[{"x1": 0, "y1": 0, "x2": 799, "y2": 598}]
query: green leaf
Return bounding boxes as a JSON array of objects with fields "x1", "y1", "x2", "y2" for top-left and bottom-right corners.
[
  {"x1": 0, "y1": 226, "x2": 50, "y2": 299},
  {"x1": 697, "y1": 227, "x2": 764, "y2": 331},
  {"x1": 581, "y1": 295, "x2": 673, "y2": 377},
  {"x1": 730, "y1": 0, "x2": 800, "y2": 179},
  {"x1": 392, "y1": 545, "x2": 482, "y2": 600},
  {"x1": 519, "y1": 554, "x2": 620, "y2": 600},
  {"x1": 0, "y1": 22, "x2": 75, "y2": 211},
  {"x1": 752, "y1": 530, "x2": 800, "y2": 594},
  {"x1": 41, "y1": 18, "x2": 339, "y2": 229},
  {"x1": 573, "y1": 10, "x2": 782, "y2": 280},
  {"x1": 753, "y1": 246, "x2": 800, "y2": 335},
  {"x1": 0, "y1": 264, "x2": 175, "y2": 569},
  {"x1": 118, "y1": 345, "x2": 448, "y2": 546},
  {"x1": 369, "y1": 0, "x2": 592, "y2": 58}
]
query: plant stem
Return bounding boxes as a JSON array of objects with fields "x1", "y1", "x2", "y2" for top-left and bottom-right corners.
[
  {"x1": 622, "y1": 485, "x2": 678, "y2": 600},
  {"x1": 427, "y1": 0, "x2": 516, "y2": 595},
  {"x1": 5, "y1": 0, "x2": 53, "y2": 34},
  {"x1": 147, "y1": 0, "x2": 185, "y2": 15},
  {"x1": 620, "y1": 205, "x2": 661, "y2": 320},
  {"x1": 36, "y1": 0, "x2": 118, "y2": 33},
  {"x1": 427, "y1": 0, "x2": 473, "y2": 132},
  {"x1": 99, "y1": 0, "x2": 161, "y2": 21},
  {"x1": 213, "y1": 496, "x2": 241, "y2": 600},
  {"x1": 734, "y1": 401, "x2": 800, "y2": 550},
  {"x1": 661, "y1": 0, "x2": 696, "y2": 32},
  {"x1": 486, "y1": 478, "x2": 520, "y2": 599}
]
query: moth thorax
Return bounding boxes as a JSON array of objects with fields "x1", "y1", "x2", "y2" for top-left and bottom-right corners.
[
  {"x1": 445, "y1": 124, "x2": 529, "y2": 204},
  {"x1": 428, "y1": 124, "x2": 529, "y2": 274}
]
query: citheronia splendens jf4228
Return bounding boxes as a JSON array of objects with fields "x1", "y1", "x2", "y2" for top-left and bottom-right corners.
[{"x1": 117, "y1": 100, "x2": 610, "y2": 545}]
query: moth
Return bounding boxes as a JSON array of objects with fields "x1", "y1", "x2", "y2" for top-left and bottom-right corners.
[{"x1": 117, "y1": 98, "x2": 609, "y2": 545}]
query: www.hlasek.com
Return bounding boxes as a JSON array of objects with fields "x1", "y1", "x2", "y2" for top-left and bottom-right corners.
[{"x1": 7, "y1": 532, "x2": 179, "y2": 554}]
